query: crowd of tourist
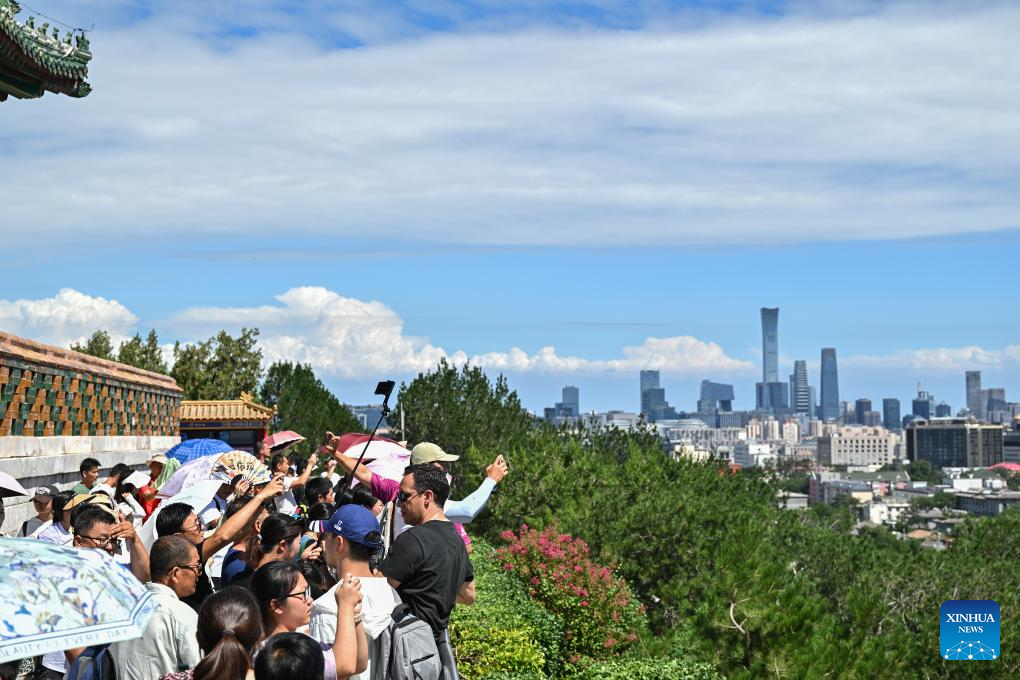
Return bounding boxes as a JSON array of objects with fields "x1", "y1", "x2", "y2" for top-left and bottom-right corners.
[{"x1": 0, "y1": 437, "x2": 510, "y2": 680}]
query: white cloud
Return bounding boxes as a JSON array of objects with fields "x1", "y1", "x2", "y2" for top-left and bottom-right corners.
[
  {"x1": 0, "y1": 289, "x2": 138, "y2": 349},
  {"x1": 166, "y1": 286, "x2": 754, "y2": 378},
  {"x1": 845, "y1": 345, "x2": 1020, "y2": 374},
  {"x1": 3, "y1": 3, "x2": 1019, "y2": 247}
]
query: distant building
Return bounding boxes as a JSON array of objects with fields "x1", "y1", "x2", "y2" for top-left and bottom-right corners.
[
  {"x1": 697, "y1": 380, "x2": 734, "y2": 413},
  {"x1": 855, "y1": 399, "x2": 872, "y2": 425},
  {"x1": 906, "y1": 418, "x2": 1004, "y2": 468},
  {"x1": 639, "y1": 371, "x2": 677, "y2": 422},
  {"x1": 733, "y1": 441, "x2": 776, "y2": 468},
  {"x1": 863, "y1": 411, "x2": 883, "y2": 427},
  {"x1": 544, "y1": 385, "x2": 580, "y2": 423},
  {"x1": 935, "y1": 402, "x2": 952, "y2": 418},
  {"x1": 954, "y1": 490, "x2": 1020, "y2": 517},
  {"x1": 912, "y1": 387, "x2": 935, "y2": 420},
  {"x1": 639, "y1": 370, "x2": 659, "y2": 412},
  {"x1": 756, "y1": 307, "x2": 787, "y2": 413},
  {"x1": 348, "y1": 404, "x2": 388, "y2": 430},
  {"x1": 790, "y1": 360, "x2": 811, "y2": 415},
  {"x1": 820, "y1": 348, "x2": 840, "y2": 421},
  {"x1": 882, "y1": 398, "x2": 901, "y2": 430},
  {"x1": 817, "y1": 427, "x2": 898, "y2": 467},
  {"x1": 966, "y1": 371, "x2": 983, "y2": 419}
]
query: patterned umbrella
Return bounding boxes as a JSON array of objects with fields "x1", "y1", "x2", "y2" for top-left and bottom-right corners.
[
  {"x1": 165, "y1": 438, "x2": 233, "y2": 465},
  {"x1": 156, "y1": 455, "x2": 219, "y2": 499},
  {"x1": 0, "y1": 538, "x2": 157, "y2": 661}
]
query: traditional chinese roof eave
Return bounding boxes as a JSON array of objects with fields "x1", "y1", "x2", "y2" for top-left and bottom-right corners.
[
  {"x1": 179, "y1": 392, "x2": 277, "y2": 423},
  {"x1": 0, "y1": 0, "x2": 92, "y2": 101}
]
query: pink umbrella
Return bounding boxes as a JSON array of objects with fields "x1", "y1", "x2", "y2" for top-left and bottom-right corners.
[
  {"x1": 263, "y1": 430, "x2": 306, "y2": 453},
  {"x1": 338, "y1": 437, "x2": 410, "y2": 484}
]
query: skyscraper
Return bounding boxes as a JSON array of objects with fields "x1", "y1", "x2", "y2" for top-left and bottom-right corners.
[
  {"x1": 790, "y1": 360, "x2": 810, "y2": 415},
  {"x1": 912, "y1": 386, "x2": 934, "y2": 420},
  {"x1": 966, "y1": 371, "x2": 983, "y2": 418},
  {"x1": 820, "y1": 348, "x2": 839, "y2": 421},
  {"x1": 561, "y1": 386, "x2": 579, "y2": 417},
  {"x1": 698, "y1": 380, "x2": 735, "y2": 413},
  {"x1": 855, "y1": 399, "x2": 872, "y2": 425},
  {"x1": 640, "y1": 370, "x2": 659, "y2": 414},
  {"x1": 756, "y1": 307, "x2": 787, "y2": 412},
  {"x1": 883, "y1": 398, "x2": 901, "y2": 430}
]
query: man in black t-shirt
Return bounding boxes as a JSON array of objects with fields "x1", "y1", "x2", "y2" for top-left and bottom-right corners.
[{"x1": 381, "y1": 463, "x2": 476, "y2": 677}]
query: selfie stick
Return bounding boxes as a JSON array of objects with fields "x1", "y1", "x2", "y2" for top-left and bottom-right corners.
[{"x1": 343, "y1": 380, "x2": 395, "y2": 488}]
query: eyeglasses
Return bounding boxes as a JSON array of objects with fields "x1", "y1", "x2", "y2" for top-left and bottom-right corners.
[
  {"x1": 78, "y1": 534, "x2": 117, "y2": 549},
  {"x1": 175, "y1": 563, "x2": 203, "y2": 575},
  {"x1": 282, "y1": 586, "x2": 312, "y2": 602},
  {"x1": 177, "y1": 518, "x2": 205, "y2": 535}
]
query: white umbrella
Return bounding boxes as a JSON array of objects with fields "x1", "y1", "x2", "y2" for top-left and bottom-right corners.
[
  {"x1": 0, "y1": 471, "x2": 28, "y2": 499},
  {"x1": 156, "y1": 455, "x2": 219, "y2": 499},
  {"x1": 138, "y1": 480, "x2": 221, "y2": 551}
]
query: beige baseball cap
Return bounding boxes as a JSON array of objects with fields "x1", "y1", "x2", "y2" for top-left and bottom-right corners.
[
  {"x1": 145, "y1": 453, "x2": 169, "y2": 465},
  {"x1": 410, "y1": 442, "x2": 459, "y2": 465}
]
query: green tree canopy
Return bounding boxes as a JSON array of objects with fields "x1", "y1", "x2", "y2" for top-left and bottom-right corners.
[
  {"x1": 259, "y1": 361, "x2": 363, "y2": 458},
  {"x1": 70, "y1": 330, "x2": 114, "y2": 360},
  {"x1": 171, "y1": 328, "x2": 263, "y2": 400},
  {"x1": 116, "y1": 329, "x2": 169, "y2": 374}
]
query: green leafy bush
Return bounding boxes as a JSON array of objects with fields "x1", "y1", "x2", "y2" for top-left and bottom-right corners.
[
  {"x1": 568, "y1": 656, "x2": 722, "y2": 680},
  {"x1": 450, "y1": 539, "x2": 562, "y2": 679}
]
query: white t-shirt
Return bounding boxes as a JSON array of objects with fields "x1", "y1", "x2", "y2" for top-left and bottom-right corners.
[
  {"x1": 275, "y1": 477, "x2": 298, "y2": 515},
  {"x1": 309, "y1": 576, "x2": 402, "y2": 680}
]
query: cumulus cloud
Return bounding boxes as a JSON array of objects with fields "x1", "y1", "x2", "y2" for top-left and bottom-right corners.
[
  {"x1": 3, "y1": 2, "x2": 1020, "y2": 247},
  {"x1": 0, "y1": 289, "x2": 138, "y2": 349},
  {"x1": 844, "y1": 346, "x2": 1020, "y2": 374},
  {"x1": 166, "y1": 286, "x2": 754, "y2": 378}
]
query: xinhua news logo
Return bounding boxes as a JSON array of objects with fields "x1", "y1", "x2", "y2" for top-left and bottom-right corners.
[{"x1": 940, "y1": 600, "x2": 1000, "y2": 661}]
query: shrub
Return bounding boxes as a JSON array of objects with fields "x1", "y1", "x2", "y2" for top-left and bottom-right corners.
[
  {"x1": 496, "y1": 525, "x2": 646, "y2": 668},
  {"x1": 568, "y1": 656, "x2": 722, "y2": 680},
  {"x1": 450, "y1": 539, "x2": 562, "y2": 678}
]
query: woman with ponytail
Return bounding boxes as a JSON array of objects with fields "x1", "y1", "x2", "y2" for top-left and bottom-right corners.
[{"x1": 158, "y1": 586, "x2": 263, "y2": 680}]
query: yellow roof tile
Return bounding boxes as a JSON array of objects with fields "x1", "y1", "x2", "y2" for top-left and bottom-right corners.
[{"x1": 179, "y1": 391, "x2": 275, "y2": 422}]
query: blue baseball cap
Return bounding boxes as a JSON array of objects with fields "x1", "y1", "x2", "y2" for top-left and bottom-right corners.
[{"x1": 322, "y1": 504, "x2": 383, "y2": 549}]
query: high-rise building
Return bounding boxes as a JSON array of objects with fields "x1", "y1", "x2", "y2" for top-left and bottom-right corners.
[
  {"x1": 882, "y1": 398, "x2": 901, "y2": 430},
  {"x1": 761, "y1": 308, "x2": 779, "y2": 384},
  {"x1": 966, "y1": 371, "x2": 983, "y2": 418},
  {"x1": 912, "y1": 387, "x2": 935, "y2": 420},
  {"x1": 820, "y1": 348, "x2": 840, "y2": 421},
  {"x1": 544, "y1": 385, "x2": 581, "y2": 423},
  {"x1": 808, "y1": 386, "x2": 817, "y2": 418},
  {"x1": 640, "y1": 370, "x2": 659, "y2": 413},
  {"x1": 790, "y1": 360, "x2": 811, "y2": 415},
  {"x1": 640, "y1": 371, "x2": 677, "y2": 421},
  {"x1": 818, "y1": 427, "x2": 898, "y2": 467},
  {"x1": 935, "y1": 402, "x2": 952, "y2": 418},
  {"x1": 855, "y1": 399, "x2": 872, "y2": 425},
  {"x1": 697, "y1": 380, "x2": 734, "y2": 413},
  {"x1": 756, "y1": 307, "x2": 787, "y2": 413},
  {"x1": 906, "y1": 418, "x2": 1004, "y2": 468}
]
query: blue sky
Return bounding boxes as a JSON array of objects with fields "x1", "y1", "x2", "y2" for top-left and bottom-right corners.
[{"x1": 2, "y1": 0, "x2": 1018, "y2": 415}]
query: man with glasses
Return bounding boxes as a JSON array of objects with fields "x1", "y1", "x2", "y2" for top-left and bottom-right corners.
[
  {"x1": 381, "y1": 464, "x2": 476, "y2": 680},
  {"x1": 110, "y1": 536, "x2": 202, "y2": 680},
  {"x1": 71, "y1": 501, "x2": 150, "y2": 582}
]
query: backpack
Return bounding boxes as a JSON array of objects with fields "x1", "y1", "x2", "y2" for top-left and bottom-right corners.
[
  {"x1": 375, "y1": 604, "x2": 442, "y2": 680},
  {"x1": 65, "y1": 644, "x2": 116, "y2": 680}
]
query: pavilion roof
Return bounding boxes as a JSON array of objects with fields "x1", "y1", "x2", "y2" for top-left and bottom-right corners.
[
  {"x1": 179, "y1": 392, "x2": 277, "y2": 423},
  {"x1": 0, "y1": 0, "x2": 92, "y2": 101}
]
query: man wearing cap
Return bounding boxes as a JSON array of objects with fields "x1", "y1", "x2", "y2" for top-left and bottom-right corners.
[
  {"x1": 18, "y1": 484, "x2": 59, "y2": 537},
  {"x1": 310, "y1": 504, "x2": 402, "y2": 680},
  {"x1": 325, "y1": 438, "x2": 509, "y2": 526}
]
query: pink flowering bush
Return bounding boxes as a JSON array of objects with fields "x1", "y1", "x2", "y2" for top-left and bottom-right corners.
[{"x1": 497, "y1": 525, "x2": 645, "y2": 666}]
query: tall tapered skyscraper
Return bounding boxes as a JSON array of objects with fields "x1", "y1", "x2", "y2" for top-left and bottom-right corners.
[
  {"x1": 820, "y1": 348, "x2": 840, "y2": 421},
  {"x1": 756, "y1": 307, "x2": 786, "y2": 412},
  {"x1": 966, "y1": 371, "x2": 982, "y2": 418}
]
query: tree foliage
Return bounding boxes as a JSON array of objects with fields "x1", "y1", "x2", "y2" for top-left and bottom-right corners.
[
  {"x1": 116, "y1": 329, "x2": 169, "y2": 374},
  {"x1": 400, "y1": 362, "x2": 1020, "y2": 678},
  {"x1": 70, "y1": 330, "x2": 114, "y2": 360},
  {"x1": 170, "y1": 328, "x2": 263, "y2": 400},
  {"x1": 259, "y1": 361, "x2": 363, "y2": 457}
]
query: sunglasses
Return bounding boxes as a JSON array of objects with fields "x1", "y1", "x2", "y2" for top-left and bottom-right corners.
[{"x1": 395, "y1": 490, "x2": 421, "y2": 504}]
